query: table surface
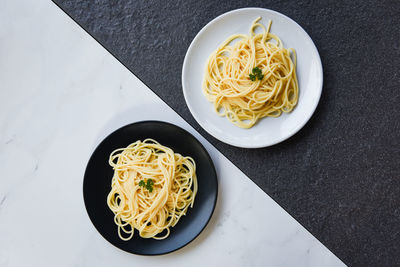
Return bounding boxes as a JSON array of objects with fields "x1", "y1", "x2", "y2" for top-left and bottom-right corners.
[
  {"x1": 53, "y1": 0, "x2": 400, "y2": 266},
  {"x1": 0, "y1": 0, "x2": 344, "y2": 266},
  {"x1": 1, "y1": 0, "x2": 399, "y2": 266}
]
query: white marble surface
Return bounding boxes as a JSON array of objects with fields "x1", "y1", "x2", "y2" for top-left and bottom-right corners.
[{"x1": 0, "y1": 0, "x2": 345, "y2": 266}]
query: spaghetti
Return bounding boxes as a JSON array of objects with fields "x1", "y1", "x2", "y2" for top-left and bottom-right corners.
[
  {"x1": 107, "y1": 139, "x2": 197, "y2": 240},
  {"x1": 203, "y1": 17, "x2": 299, "y2": 128}
]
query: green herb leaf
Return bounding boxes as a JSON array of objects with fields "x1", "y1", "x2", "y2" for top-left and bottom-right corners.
[
  {"x1": 139, "y1": 179, "x2": 154, "y2": 192},
  {"x1": 250, "y1": 67, "x2": 263, "y2": 81},
  {"x1": 138, "y1": 179, "x2": 153, "y2": 192},
  {"x1": 252, "y1": 67, "x2": 261, "y2": 75}
]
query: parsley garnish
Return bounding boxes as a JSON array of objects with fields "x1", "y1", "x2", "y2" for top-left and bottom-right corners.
[
  {"x1": 139, "y1": 179, "x2": 154, "y2": 192},
  {"x1": 249, "y1": 67, "x2": 264, "y2": 81}
]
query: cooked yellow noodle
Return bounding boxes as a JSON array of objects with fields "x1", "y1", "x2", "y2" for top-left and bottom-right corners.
[
  {"x1": 203, "y1": 17, "x2": 299, "y2": 128},
  {"x1": 107, "y1": 139, "x2": 197, "y2": 240}
]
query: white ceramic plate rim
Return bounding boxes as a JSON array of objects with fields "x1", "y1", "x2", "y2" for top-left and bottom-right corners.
[{"x1": 182, "y1": 7, "x2": 323, "y2": 148}]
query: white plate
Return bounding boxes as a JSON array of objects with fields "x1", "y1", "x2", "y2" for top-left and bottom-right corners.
[{"x1": 182, "y1": 8, "x2": 323, "y2": 148}]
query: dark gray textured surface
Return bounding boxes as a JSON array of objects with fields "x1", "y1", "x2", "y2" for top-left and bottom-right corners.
[{"x1": 52, "y1": 0, "x2": 400, "y2": 266}]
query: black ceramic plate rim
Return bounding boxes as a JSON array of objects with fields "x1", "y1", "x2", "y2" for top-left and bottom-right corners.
[{"x1": 83, "y1": 120, "x2": 218, "y2": 255}]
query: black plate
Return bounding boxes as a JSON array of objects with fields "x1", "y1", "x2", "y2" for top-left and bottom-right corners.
[{"x1": 83, "y1": 121, "x2": 218, "y2": 255}]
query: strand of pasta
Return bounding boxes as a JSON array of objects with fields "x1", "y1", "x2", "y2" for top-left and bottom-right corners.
[
  {"x1": 107, "y1": 139, "x2": 197, "y2": 240},
  {"x1": 203, "y1": 17, "x2": 299, "y2": 128}
]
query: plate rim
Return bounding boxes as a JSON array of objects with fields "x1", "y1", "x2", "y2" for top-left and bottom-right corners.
[
  {"x1": 83, "y1": 120, "x2": 218, "y2": 255},
  {"x1": 182, "y1": 7, "x2": 323, "y2": 148}
]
